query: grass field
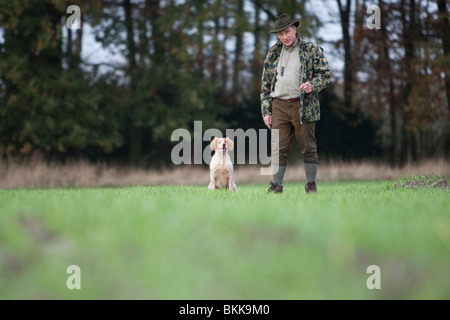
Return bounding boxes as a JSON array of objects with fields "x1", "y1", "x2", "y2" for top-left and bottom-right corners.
[{"x1": 0, "y1": 180, "x2": 449, "y2": 300}]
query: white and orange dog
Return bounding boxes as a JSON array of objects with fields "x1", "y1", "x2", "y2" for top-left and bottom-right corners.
[{"x1": 208, "y1": 137, "x2": 237, "y2": 192}]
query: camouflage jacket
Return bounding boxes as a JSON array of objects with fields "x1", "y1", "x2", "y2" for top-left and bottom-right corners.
[{"x1": 261, "y1": 35, "x2": 331, "y2": 122}]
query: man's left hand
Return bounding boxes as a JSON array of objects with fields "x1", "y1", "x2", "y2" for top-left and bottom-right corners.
[{"x1": 299, "y1": 82, "x2": 313, "y2": 93}]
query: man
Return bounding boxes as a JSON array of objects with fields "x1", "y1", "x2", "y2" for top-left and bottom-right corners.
[{"x1": 261, "y1": 13, "x2": 331, "y2": 194}]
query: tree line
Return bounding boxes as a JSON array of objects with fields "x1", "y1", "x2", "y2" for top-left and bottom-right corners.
[{"x1": 0, "y1": 0, "x2": 448, "y2": 167}]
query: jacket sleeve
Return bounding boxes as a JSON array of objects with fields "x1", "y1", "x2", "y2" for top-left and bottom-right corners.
[
  {"x1": 260, "y1": 52, "x2": 273, "y2": 118},
  {"x1": 310, "y1": 46, "x2": 331, "y2": 93}
]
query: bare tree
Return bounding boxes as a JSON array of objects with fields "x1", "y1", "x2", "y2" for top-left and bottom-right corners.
[{"x1": 337, "y1": 0, "x2": 354, "y2": 111}]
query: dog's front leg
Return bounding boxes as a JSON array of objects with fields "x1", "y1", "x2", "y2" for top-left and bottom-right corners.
[{"x1": 228, "y1": 176, "x2": 237, "y2": 192}]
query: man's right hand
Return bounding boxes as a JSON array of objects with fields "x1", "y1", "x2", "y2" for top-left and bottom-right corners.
[{"x1": 264, "y1": 115, "x2": 272, "y2": 129}]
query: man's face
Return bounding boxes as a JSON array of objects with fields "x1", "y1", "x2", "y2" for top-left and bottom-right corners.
[{"x1": 277, "y1": 26, "x2": 297, "y2": 48}]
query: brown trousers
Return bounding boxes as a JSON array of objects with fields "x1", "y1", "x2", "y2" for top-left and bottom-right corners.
[{"x1": 271, "y1": 98, "x2": 318, "y2": 165}]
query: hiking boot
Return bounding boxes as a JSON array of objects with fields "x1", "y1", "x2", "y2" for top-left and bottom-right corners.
[
  {"x1": 305, "y1": 181, "x2": 317, "y2": 193},
  {"x1": 268, "y1": 182, "x2": 283, "y2": 193}
]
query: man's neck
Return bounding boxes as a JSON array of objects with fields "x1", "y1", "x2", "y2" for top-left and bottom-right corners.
[{"x1": 284, "y1": 37, "x2": 299, "y2": 51}]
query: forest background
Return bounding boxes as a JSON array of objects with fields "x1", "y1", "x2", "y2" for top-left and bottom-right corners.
[{"x1": 0, "y1": 0, "x2": 448, "y2": 174}]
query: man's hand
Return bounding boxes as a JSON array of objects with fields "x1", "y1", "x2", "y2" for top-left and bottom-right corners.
[
  {"x1": 299, "y1": 81, "x2": 313, "y2": 93},
  {"x1": 264, "y1": 115, "x2": 272, "y2": 129}
]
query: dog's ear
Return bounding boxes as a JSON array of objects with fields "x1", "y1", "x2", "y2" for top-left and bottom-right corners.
[
  {"x1": 210, "y1": 137, "x2": 217, "y2": 151},
  {"x1": 226, "y1": 137, "x2": 234, "y2": 151}
]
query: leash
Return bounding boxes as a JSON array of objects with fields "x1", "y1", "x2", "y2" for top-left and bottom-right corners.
[{"x1": 299, "y1": 60, "x2": 305, "y2": 125}]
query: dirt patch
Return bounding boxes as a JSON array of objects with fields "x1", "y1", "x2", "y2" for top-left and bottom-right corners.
[
  {"x1": 238, "y1": 224, "x2": 298, "y2": 249},
  {"x1": 0, "y1": 246, "x2": 29, "y2": 277},
  {"x1": 0, "y1": 215, "x2": 59, "y2": 278},
  {"x1": 19, "y1": 215, "x2": 57, "y2": 243},
  {"x1": 392, "y1": 178, "x2": 449, "y2": 190}
]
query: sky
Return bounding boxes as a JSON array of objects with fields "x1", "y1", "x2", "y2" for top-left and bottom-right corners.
[
  {"x1": 78, "y1": 0, "x2": 345, "y2": 76},
  {"x1": 0, "y1": 1, "x2": 345, "y2": 77}
]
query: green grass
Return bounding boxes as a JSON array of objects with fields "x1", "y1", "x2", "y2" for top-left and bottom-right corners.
[{"x1": 0, "y1": 181, "x2": 449, "y2": 300}]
